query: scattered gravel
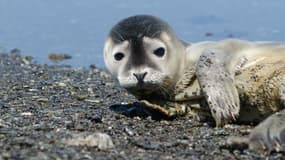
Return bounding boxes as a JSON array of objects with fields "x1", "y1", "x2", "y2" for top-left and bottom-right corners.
[{"x1": 0, "y1": 51, "x2": 284, "y2": 160}]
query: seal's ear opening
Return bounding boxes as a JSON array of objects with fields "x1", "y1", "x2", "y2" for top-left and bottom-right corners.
[{"x1": 185, "y1": 44, "x2": 192, "y2": 54}]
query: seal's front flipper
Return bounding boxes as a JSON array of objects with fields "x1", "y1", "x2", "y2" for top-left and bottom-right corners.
[{"x1": 196, "y1": 50, "x2": 240, "y2": 127}]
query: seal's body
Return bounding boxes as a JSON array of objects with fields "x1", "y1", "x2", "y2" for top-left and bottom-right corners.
[
  {"x1": 177, "y1": 39, "x2": 285, "y2": 124},
  {"x1": 104, "y1": 15, "x2": 285, "y2": 152}
]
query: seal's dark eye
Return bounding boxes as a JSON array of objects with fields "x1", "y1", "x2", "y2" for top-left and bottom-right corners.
[
  {"x1": 153, "y1": 47, "x2": 165, "y2": 57},
  {"x1": 114, "y1": 52, "x2": 124, "y2": 61}
]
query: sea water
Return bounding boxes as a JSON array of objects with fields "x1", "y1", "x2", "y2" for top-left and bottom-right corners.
[{"x1": 0, "y1": 0, "x2": 284, "y2": 68}]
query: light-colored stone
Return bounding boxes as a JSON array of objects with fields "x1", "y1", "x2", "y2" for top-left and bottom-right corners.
[{"x1": 64, "y1": 132, "x2": 114, "y2": 150}]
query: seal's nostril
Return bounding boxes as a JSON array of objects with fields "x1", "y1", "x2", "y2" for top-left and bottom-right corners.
[{"x1": 133, "y1": 72, "x2": 148, "y2": 81}]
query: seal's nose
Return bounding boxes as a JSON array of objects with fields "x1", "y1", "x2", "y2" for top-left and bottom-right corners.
[{"x1": 133, "y1": 72, "x2": 147, "y2": 82}]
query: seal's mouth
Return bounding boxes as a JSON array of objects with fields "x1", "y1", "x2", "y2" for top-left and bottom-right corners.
[{"x1": 120, "y1": 76, "x2": 176, "y2": 100}]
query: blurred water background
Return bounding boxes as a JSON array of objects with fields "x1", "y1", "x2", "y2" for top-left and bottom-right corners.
[{"x1": 0, "y1": 0, "x2": 284, "y2": 68}]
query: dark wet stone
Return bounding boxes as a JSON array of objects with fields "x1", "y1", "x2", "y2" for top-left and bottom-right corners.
[
  {"x1": 88, "y1": 110, "x2": 103, "y2": 123},
  {"x1": 109, "y1": 102, "x2": 149, "y2": 118}
]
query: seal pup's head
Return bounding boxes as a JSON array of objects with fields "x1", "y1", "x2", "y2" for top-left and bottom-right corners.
[{"x1": 104, "y1": 15, "x2": 188, "y2": 99}]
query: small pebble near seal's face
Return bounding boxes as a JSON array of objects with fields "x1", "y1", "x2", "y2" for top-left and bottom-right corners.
[{"x1": 104, "y1": 15, "x2": 186, "y2": 98}]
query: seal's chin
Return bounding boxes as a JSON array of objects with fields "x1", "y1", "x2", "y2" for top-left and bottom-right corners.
[
  {"x1": 121, "y1": 81, "x2": 175, "y2": 101},
  {"x1": 122, "y1": 80, "x2": 168, "y2": 100},
  {"x1": 123, "y1": 82, "x2": 159, "y2": 96}
]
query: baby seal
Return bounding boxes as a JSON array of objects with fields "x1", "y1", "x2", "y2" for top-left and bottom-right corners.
[{"x1": 104, "y1": 15, "x2": 285, "y2": 152}]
